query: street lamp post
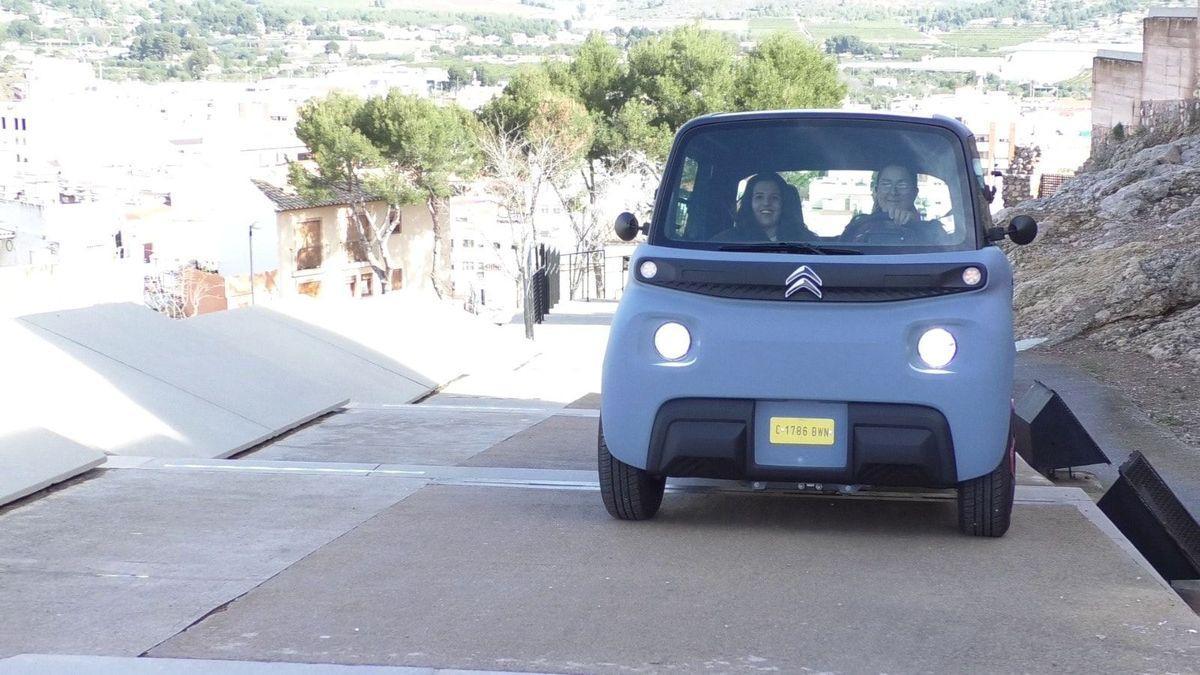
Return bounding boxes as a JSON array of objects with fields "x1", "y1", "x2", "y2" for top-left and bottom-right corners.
[{"x1": 248, "y1": 222, "x2": 259, "y2": 306}]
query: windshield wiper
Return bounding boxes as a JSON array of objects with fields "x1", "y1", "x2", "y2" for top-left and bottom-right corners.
[{"x1": 718, "y1": 242, "x2": 862, "y2": 255}]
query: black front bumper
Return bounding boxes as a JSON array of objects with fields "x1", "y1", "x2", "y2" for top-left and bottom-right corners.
[{"x1": 647, "y1": 398, "x2": 958, "y2": 487}]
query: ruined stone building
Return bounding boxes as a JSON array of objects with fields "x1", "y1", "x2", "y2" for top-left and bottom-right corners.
[{"x1": 1092, "y1": 7, "x2": 1199, "y2": 146}]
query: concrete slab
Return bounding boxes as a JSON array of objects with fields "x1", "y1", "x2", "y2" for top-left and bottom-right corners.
[
  {"x1": 0, "y1": 655, "x2": 533, "y2": 674},
  {"x1": 244, "y1": 408, "x2": 548, "y2": 466},
  {"x1": 0, "y1": 468, "x2": 425, "y2": 659},
  {"x1": 149, "y1": 485, "x2": 1200, "y2": 673},
  {"x1": 263, "y1": 294, "x2": 535, "y2": 390},
  {"x1": 564, "y1": 393, "x2": 600, "y2": 410},
  {"x1": 20, "y1": 303, "x2": 347, "y2": 432},
  {"x1": 190, "y1": 308, "x2": 434, "y2": 405},
  {"x1": 0, "y1": 319, "x2": 271, "y2": 458},
  {"x1": 459, "y1": 415, "x2": 597, "y2": 470},
  {"x1": 0, "y1": 429, "x2": 105, "y2": 507}
]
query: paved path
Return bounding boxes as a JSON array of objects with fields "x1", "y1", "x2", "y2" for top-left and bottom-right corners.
[{"x1": 3, "y1": 302, "x2": 1199, "y2": 673}]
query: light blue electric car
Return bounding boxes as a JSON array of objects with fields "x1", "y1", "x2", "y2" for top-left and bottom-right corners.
[{"x1": 599, "y1": 111, "x2": 1037, "y2": 537}]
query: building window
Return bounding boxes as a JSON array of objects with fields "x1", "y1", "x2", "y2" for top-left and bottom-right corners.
[
  {"x1": 295, "y1": 219, "x2": 323, "y2": 270},
  {"x1": 298, "y1": 280, "x2": 321, "y2": 296},
  {"x1": 390, "y1": 268, "x2": 403, "y2": 289},
  {"x1": 360, "y1": 272, "x2": 374, "y2": 296},
  {"x1": 346, "y1": 215, "x2": 370, "y2": 263},
  {"x1": 143, "y1": 242, "x2": 154, "y2": 264},
  {"x1": 1, "y1": 118, "x2": 6, "y2": 130},
  {"x1": 19, "y1": 118, "x2": 26, "y2": 131},
  {"x1": 463, "y1": 239, "x2": 474, "y2": 247},
  {"x1": 494, "y1": 242, "x2": 501, "y2": 249}
]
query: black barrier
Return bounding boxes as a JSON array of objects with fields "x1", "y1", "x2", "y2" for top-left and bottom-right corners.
[
  {"x1": 1099, "y1": 452, "x2": 1200, "y2": 581},
  {"x1": 1013, "y1": 380, "x2": 1109, "y2": 474}
]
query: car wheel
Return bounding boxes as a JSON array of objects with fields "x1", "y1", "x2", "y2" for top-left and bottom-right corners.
[
  {"x1": 957, "y1": 439, "x2": 1015, "y2": 537},
  {"x1": 598, "y1": 421, "x2": 665, "y2": 521}
]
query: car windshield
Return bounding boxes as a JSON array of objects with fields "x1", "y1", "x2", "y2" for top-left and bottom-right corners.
[{"x1": 654, "y1": 119, "x2": 979, "y2": 253}]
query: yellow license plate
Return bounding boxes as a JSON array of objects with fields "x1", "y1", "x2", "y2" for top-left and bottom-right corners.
[{"x1": 769, "y1": 417, "x2": 836, "y2": 446}]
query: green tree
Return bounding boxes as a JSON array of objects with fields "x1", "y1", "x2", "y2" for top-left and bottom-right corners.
[
  {"x1": 478, "y1": 67, "x2": 554, "y2": 133},
  {"x1": 446, "y1": 63, "x2": 471, "y2": 90},
  {"x1": 823, "y1": 34, "x2": 877, "y2": 56},
  {"x1": 5, "y1": 19, "x2": 45, "y2": 42},
  {"x1": 184, "y1": 48, "x2": 211, "y2": 79},
  {"x1": 130, "y1": 30, "x2": 182, "y2": 60},
  {"x1": 324, "y1": 40, "x2": 340, "y2": 55},
  {"x1": 290, "y1": 93, "x2": 402, "y2": 293},
  {"x1": 476, "y1": 64, "x2": 500, "y2": 87},
  {"x1": 625, "y1": 25, "x2": 737, "y2": 157},
  {"x1": 358, "y1": 92, "x2": 480, "y2": 297},
  {"x1": 734, "y1": 32, "x2": 846, "y2": 111}
]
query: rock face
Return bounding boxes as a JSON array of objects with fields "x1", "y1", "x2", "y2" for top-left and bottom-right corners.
[{"x1": 999, "y1": 133, "x2": 1200, "y2": 368}]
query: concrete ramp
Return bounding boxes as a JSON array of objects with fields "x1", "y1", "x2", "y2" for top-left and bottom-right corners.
[
  {"x1": 263, "y1": 294, "x2": 534, "y2": 389},
  {"x1": 0, "y1": 429, "x2": 105, "y2": 507},
  {"x1": 189, "y1": 307, "x2": 435, "y2": 405},
  {"x1": 20, "y1": 304, "x2": 346, "y2": 432},
  {"x1": 6, "y1": 306, "x2": 347, "y2": 459}
]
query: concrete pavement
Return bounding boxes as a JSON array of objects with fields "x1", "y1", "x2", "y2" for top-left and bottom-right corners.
[{"x1": 2, "y1": 301, "x2": 1199, "y2": 673}]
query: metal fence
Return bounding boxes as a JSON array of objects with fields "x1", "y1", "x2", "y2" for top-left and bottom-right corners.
[
  {"x1": 560, "y1": 248, "x2": 631, "y2": 302},
  {"x1": 526, "y1": 244, "x2": 560, "y2": 327}
]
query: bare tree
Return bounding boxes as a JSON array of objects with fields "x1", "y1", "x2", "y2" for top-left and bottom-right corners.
[
  {"x1": 143, "y1": 262, "x2": 225, "y2": 319},
  {"x1": 477, "y1": 102, "x2": 590, "y2": 338}
]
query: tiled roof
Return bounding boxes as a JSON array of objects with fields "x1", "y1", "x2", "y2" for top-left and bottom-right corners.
[{"x1": 252, "y1": 179, "x2": 383, "y2": 212}]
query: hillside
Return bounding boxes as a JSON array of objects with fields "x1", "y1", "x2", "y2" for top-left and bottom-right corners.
[{"x1": 1000, "y1": 132, "x2": 1200, "y2": 369}]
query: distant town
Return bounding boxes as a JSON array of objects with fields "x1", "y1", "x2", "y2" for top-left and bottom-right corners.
[{"x1": 0, "y1": 0, "x2": 1194, "y2": 319}]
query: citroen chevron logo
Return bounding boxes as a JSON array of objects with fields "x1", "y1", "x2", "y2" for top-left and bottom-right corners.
[{"x1": 784, "y1": 265, "x2": 823, "y2": 299}]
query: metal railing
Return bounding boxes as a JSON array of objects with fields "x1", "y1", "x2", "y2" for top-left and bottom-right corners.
[
  {"x1": 560, "y1": 248, "x2": 631, "y2": 302},
  {"x1": 526, "y1": 244, "x2": 560, "y2": 326}
]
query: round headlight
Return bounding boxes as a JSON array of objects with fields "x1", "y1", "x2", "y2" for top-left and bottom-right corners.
[
  {"x1": 918, "y1": 328, "x2": 957, "y2": 369},
  {"x1": 962, "y1": 267, "x2": 982, "y2": 286},
  {"x1": 654, "y1": 322, "x2": 691, "y2": 361},
  {"x1": 639, "y1": 260, "x2": 658, "y2": 279}
]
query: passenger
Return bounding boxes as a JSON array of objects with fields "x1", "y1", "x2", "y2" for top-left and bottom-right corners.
[
  {"x1": 713, "y1": 172, "x2": 815, "y2": 243},
  {"x1": 841, "y1": 164, "x2": 946, "y2": 244}
]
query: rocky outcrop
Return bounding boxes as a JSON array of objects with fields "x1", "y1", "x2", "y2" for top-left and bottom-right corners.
[{"x1": 999, "y1": 133, "x2": 1200, "y2": 368}]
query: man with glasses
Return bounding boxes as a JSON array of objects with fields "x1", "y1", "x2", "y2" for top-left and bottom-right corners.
[{"x1": 840, "y1": 164, "x2": 946, "y2": 244}]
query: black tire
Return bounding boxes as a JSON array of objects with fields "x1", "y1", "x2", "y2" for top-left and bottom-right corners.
[
  {"x1": 957, "y1": 444, "x2": 1015, "y2": 537},
  {"x1": 598, "y1": 422, "x2": 665, "y2": 521}
]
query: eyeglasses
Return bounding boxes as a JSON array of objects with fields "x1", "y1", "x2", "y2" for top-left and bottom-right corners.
[{"x1": 876, "y1": 180, "x2": 914, "y2": 193}]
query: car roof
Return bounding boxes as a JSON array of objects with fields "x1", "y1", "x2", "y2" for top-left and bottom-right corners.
[{"x1": 678, "y1": 110, "x2": 975, "y2": 144}]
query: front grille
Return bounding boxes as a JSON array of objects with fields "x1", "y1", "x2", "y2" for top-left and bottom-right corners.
[{"x1": 654, "y1": 279, "x2": 967, "y2": 303}]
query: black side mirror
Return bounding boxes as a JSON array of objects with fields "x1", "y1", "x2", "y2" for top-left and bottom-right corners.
[
  {"x1": 614, "y1": 212, "x2": 641, "y2": 241},
  {"x1": 1007, "y1": 215, "x2": 1038, "y2": 245}
]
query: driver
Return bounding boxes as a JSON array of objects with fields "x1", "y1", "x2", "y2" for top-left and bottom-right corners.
[
  {"x1": 840, "y1": 164, "x2": 945, "y2": 244},
  {"x1": 712, "y1": 172, "x2": 815, "y2": 243}
]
